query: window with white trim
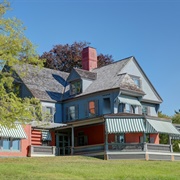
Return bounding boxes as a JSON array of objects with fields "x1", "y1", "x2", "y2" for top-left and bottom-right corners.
[
  {"x1": 42, "y1": 106, "x2": 55, "y2": 122},
  {"x1": 124, "y1": 104, "x2": 135, "y2": 113},
  {"x1": 66, "y1": 105, "x2": 79, "y2": 121},
  {"x1": 0, "y1": 138, "x2": 20, "y2": 151},
  {"x1": 87, "y1": 100, "x2": 98, "y2": 117},
  {"x1": 142, "y1": 105, "x2": 150, "y2": 115},
  {"x1": 70, "y1": 81, "x2": 82, "y2": 95},
  {"x1": 115, "y1": 134, "x2": 125, "y2": 143},
  {"x1": 130, "y1": 75, "x2": 141, "y2": 88}
]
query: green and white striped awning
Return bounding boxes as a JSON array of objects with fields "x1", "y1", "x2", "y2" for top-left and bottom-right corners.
[
  {"x1": 146, "y1": 119, "x2": 180, "y2": 136},
  {"x1": 106, "y1": 118, "x2": 145, "y2": 134},
  {"x1": 0, "y1": 124, "x2": 27, "y2": 139},
  {"x1": 117, "y1": 96, "x2": 141, "y2": 106}
]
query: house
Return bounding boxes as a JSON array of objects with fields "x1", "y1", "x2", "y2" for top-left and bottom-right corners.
[{"x1": 1, "y1": 47, "x2": 180, "y2": 160}]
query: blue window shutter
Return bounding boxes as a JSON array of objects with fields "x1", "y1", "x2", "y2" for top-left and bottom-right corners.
[
  {"x1": 66, "y1": 107, "x2": 69, "y2": 121},
  {"x1": 95, "y1": 100, "x2": 99, "y2": 116},
  {"x1": 85, "y1": 103, "x2": 88, "y2": 118},
  {"x1": 75, "y1": 105, "x2": 79, "y2": 119}
]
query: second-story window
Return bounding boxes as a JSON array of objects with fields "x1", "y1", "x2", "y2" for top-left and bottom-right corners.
[
  {"x1": 42, "y1": 106, "x2": 55, "y2": 122},
  {"x1": 70, "y1": 81, "x2": 82, "y2": 95},
  {"x1": 124, "y1": 104, "x2": 135, "y2": 113},
  {"x1": 89, "y1": 101, "x2": 95, "y2": 117},
  {"x1": 86, "y1": 100, "x2": 98, "y2": 117},
  {"x1": 66, "y1": 105, "x2": 79, "y2": 121},
  {"x1": 142, "y1": 106, "x2": 150, "y2": 115}
]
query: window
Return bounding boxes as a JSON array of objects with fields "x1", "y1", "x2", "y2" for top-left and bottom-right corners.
[
  {"x1": 12, "y1": 139, "x2": 20, "y2": 150},
  {"x1": 87, "y1": 100, "x2": 98, "y2": 117},
  {"x1": 103, "y1": 98, "x2": 111, "y2": 114},
  {"x1": 42, "y1": 106, "x2": 55, "y2": 122},
  {"x1": 77, "y1": 132, "x2": 88, "y2": 146},
  {"x1": 115, "y1": 134, "x2": 125, "y2": 143},
  {"x1": 66, "y1": 105, "x2": 78, "y2": 121},
  {"x1": 125, "y1": 104, "x2": 135, "y2": 113},
  {"x1": 46, "y1": 107, "x2": 53, "y2": 115},
  {"x1": 89, "y1": 101, "x2": 95, "y2": 117},
  {"x1": 131, "y1": 75, "x2": 141, "y2": 88},
  {"x1": 0, "y1": 138, "x2": 20, "y2": 151},
  {"x1": 2, "y1": 138, "x2": 10, "y2": 150},
  {"x1": 142, "y1": 106, "x2": 150, "y2": 115},
  {"x1": 70, "y1": 81, "x2": 82, "y2": 95}
]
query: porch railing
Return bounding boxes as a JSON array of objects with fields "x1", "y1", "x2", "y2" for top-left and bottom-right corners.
[
  {"x1": 73, "y1": 144, "x2": 104, "y2": 155},
  {"x1": 108, "y1": 143, "x2": 144, "y2": 152},
  {"x1": 146, "y1": 143, "x2": 172, "y2": 152},
  {"x1": 107, "y1": 143, "x2": 173, "y2": 153},
  {"x1": 28, "y1": 145, "x2": 56, "y2": 157}
]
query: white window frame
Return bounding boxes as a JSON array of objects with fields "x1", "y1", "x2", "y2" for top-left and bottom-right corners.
[
  {"x1": 0, "y1": 137, "x2": 21, "y2": 151},
  {"x1": 66, "y1": 105, "x2": 78, "y2": 121},
  {"x1": 130, "y1": 75, "x2": 141, "y2": 89},
  {"x1": 70, "y1": 80, "x2": 82, "y2": 95}
]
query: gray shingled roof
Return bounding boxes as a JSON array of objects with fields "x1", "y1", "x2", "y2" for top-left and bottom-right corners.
[
  {"x1": 73, "y1": 68, "x2": 97, "y2": 80},
  {"x1": 14, "y1": 64, "x2": 69, "y2": 102},
  {"x1": 63, "y1": 56, "x2": 145, "y2": 99}
]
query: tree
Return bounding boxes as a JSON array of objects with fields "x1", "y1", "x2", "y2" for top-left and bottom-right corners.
[
  {"x1": 172, "y1": 113, "x2": 180, "y2": 124},
  {"x1": 40, "y1": 41, "x2": 114, "y2": 72},
  {"x1": 0, "y1": 0, "x2": 42, "y2": 127},
  {"x1": 158, "y1": 111, "x2": 180, "y2": 152},
  {"x1": 175, "y1": 109, "x2": 180, "y2": 114}
]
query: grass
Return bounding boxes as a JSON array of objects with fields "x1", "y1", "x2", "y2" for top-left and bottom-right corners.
[{"x1": 0, "y1": 156, "x2": 180, "y2": 180}]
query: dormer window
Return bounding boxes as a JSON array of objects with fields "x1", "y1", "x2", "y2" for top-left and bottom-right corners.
[
  {"x1": 130, "y1": 75, "x2": 141, "y2": 88},
  {"x1": 70, "y1": 80, "x2": 82, "y2": 95}
]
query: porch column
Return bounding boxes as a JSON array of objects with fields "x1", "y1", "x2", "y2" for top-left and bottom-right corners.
[
  {"x1": 71, "y1": 126, "x2": 74, "y2": 155},
  {"x1": 105, "y1": 133, "x2": 108, "y2": 151},
  {"x1": 169, "y1": 135, "x2": 173, "y2": 152},
  {"x1": 143, "y1": 132, "x2": 147, "y2": 151},
  {"x1": 55, "y1": 133, "x2": 59, "y2": 155}
]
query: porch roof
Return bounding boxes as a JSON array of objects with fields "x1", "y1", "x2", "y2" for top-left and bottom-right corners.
[
  {"x1": 0, "y1": 124, "x2": 27, "y2": 139},
  {"x1": 106, "y1": 118, "x2": 145, "y2": 134},
  {"x1": 146, "y1": 119, "x2": 180, "y2": 136},
  {"x1": 31, "y1": 121, "x2": 67, "y2": 130}
]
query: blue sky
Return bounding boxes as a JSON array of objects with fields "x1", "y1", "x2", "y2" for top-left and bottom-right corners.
[{"x1": 7, "y1": 0, "x2": 180, "y2": 116}]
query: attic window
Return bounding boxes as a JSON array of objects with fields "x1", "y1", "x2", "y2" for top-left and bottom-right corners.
[
  {"x1": 130, "y1": 75, "x2": 141, "y2": 88},
  {"x1": 70, "y1": 80, "x2": 82, "y2": 95}
]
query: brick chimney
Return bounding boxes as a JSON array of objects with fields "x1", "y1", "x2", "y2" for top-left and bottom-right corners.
[{"x1": 82, "y1": 47, "x2": 97, "y2": 71}]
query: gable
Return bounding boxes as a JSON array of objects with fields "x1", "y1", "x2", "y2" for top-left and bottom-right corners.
[
  {"x1": 119, "y1": 57, "x2": 162, "y2": 103},
  {"x1": 67, "y1": 69, "x2": 80, "y2": 82}
]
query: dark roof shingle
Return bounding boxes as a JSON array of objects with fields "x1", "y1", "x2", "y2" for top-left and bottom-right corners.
[{"x1": 14, "y1": 64, "x2": 69, "y2": 102}]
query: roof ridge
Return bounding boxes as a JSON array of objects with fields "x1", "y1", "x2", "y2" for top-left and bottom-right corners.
[
  {"x1": 92, "y1": 56, "x2": 133, "y2": 72},
  {"x1": 19, "y1": 63, "x2": 70, "y2": 75}
]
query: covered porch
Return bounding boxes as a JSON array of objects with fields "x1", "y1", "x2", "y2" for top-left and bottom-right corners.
[
  {"x1": 53, "y1": 114, "x2": 180, "y2": 161},
  {"x1": 104, "y1": 114, "x2": 180, "y2": 160}
]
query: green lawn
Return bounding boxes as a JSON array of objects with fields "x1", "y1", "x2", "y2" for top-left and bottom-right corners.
[{"x1": 0, "y1": 156, "x2": 180, "y2": 180}]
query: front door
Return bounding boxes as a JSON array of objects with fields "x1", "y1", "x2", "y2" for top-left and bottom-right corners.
[{"x1": 58, "y1": 134, "x2": 70, "y2": 155}]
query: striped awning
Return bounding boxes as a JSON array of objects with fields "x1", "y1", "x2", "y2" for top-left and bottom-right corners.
[
  {"x1": 146, "y1": 119, "x2": 180, "y2": 136},
  {"x1": 117, "y1": 96, "x2": 141, "y2": 106},
  {"x1": 0, "y1": 124, "x2": 27, "y2": 139},
  {"x1": 106, "y1": 118, "x2": 145, "y2": 134},
  {"x1": 42, "y1": 131, "x2": 52, "y2": 141}
]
